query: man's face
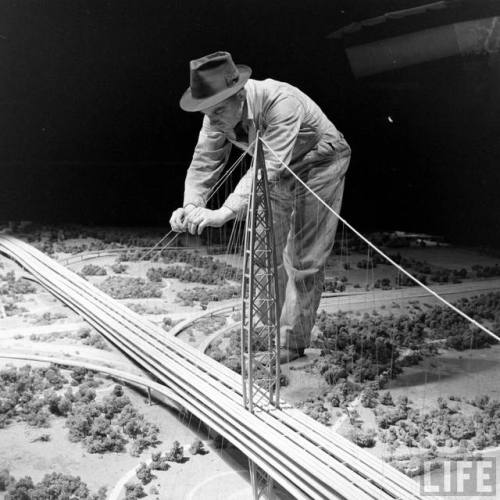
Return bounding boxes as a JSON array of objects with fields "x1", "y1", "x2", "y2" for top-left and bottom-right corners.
[{"x1": 201, "y1": 93, "x2": 244, "y2": 132}]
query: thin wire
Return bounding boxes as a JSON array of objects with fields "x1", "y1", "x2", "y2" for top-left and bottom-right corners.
[
  {"x1": 139, "y1": 232, "x2": 174, "y2": 262},
  {"x1": 144, "y1": 140, "x2": 257, "y2": 262},
  {"x1": 223, "y1": 211, "x2": 243, "y2": 284},
  {"x1": 260, "y1": 136, "x2": 500, "y2": 344},
  {"x1": 141, "y1": 149, "x2": 243, "y2": 261}
]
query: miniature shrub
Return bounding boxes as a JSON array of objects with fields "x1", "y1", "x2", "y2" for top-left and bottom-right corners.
[{"x1": 98, "y1": 276, "x2": 162, "y2": 299}]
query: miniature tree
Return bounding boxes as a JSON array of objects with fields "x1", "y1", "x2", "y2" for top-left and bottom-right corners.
[
  {"x1": 360, "y1": 386, "x2": 379, "y2": 408},
  {"x1": 75, "y1": 384, "x2": 96, "y2": 403},
  {"x1": 66, "y1": 405, "x2": 95, "y2": 442},
  {"x1": 380, "y1": 391, "x2": 394, "y2": 406},
  {"x1": 437, "y1": 396, "x2": 447, "y2": 410},
  {"x1": 189, "y1": 438, "x2": 206, "y2": 455},
  {"x1": 24, "y1": 403, "x2": 50, "y2": 428},
  {"x1": 150, "y1": 452, "x2": 169, "y2": 471},
  {"x1": 396, "y1": 395, "x2": 410, "y2": 411},
  {"x1": 85, "y1": 416, "x2": 127, "y2": 453},
  {"x1": 5, "y1": 476, "x2": 35, "y2": 499},
  {"x1": 323, "y1": 367, "x2": 347, "y2": 385},
  {"x1": 43, "y1": 366, "x2": 67, "y2": 389},
  {"x1": 0, "y1": 469, "x2": 11, "y2": 491},
  {"x1": 349, "y1": 428, "x2": 377, "y2": 448},
  {"x1": 101, "y1": 392, "x2": 130, "y2": 419},
  {"x1": 130, "y1": 436, "x2": 154, "y2": 457},
  {"x1": 111, "y1": 262, "x2": 128, "y2": 274},
  {"x1": 89, "y1": 486, "x2": 108, "y2": 500},
  {"x1": 347, "y1": 409, "x2": 360, "y2": 426},
  {"x1": 81, "y1": 264, "x2": 107, "y2": 276},
  {"x1": 70, "y1": 367, "x2": 89, "y2": 386},
  {"x1": 124, "y1": 482, "x2": 146, "y2": 500},
  {"x1": 146, "y1": 268, "x2": 164, "y2": 282},
  {"x1": 123, "y1": 418, "x2": 144, "y2": 440},
  {"x1": 27, "y1": 473, "x2": 90, "y2": 498},
  {"x1": 45, "y1": 391, "x2": 72, "y2": 417},
  {"x1": 136, "y1": 463, "x2": 155, "y2": 485},
  {"x1": 112, "y1": 384, "x2": 124, "y2": 397},
  {"x1": 116, "y1": 403, "x2": 140, "y2": 427},
  {"x1": 166, "y1": 440, "x2": 184, "y2": 462}
]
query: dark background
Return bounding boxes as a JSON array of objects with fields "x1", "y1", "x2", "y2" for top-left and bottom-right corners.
[{"x1": 1, "y1": 0, "x2": 499, "y2": 245}]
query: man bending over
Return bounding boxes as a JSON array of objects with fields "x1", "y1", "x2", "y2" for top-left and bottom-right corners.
[{"x1": 170, "y1": 51, "x2": 351, "y2": 362}]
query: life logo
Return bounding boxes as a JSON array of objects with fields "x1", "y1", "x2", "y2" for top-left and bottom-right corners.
[{"x1": 420, "y1": 458, "x2": 497, "y2": 497}]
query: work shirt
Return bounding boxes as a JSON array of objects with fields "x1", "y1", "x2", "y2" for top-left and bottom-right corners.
[{"x1": 183, "y1": 78, "x2": 345, "y2": 215}]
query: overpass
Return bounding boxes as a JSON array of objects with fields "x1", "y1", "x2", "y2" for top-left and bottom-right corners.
[{"x1": 0, "y1": 235, "x2": 438, "y2": 500}]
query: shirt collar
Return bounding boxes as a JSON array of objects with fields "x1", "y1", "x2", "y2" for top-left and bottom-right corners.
[
  {"x1": 238, "y1": 100, "x2": 253, "y2": 134},
  {"x1": 244, "y1": 93, "x2": 254, "y2": 123},
  {"x1": 226, "y1": 92, "x2": 254, "y2": 142}
]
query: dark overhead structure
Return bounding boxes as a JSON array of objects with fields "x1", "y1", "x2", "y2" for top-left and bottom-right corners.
[{"x1": 329, "y1": 0, "x2": 500, "y2": 77}]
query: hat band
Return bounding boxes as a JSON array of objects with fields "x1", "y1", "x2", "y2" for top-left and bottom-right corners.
[{"x1": 191, "y1": 68, "x2": 240, "y2": 99}]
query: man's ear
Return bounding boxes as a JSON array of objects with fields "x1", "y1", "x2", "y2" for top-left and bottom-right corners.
[{"x1": 236, "y1": 88, "x2": 246, "y2": 102}]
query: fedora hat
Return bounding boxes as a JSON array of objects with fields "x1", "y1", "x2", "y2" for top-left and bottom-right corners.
[{"x1": 180, "y1": 51, "x2": 252, "y2": 112}]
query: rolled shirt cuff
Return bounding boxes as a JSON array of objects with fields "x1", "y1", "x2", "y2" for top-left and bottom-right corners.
[
  {"x1": 223, "y1": 193, "x2": 247, "y2": 216},
  {"x1": 182, "y1": 195, "x2": 206, "y2": 209}
]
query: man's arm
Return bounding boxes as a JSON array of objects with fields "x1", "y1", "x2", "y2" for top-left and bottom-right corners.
[
  {"x1": 183, "y1": 115, "x2": 233, "y2": 208},
  {"x1": 223, "y1": 94, "x2": 304, "y2": 215}
]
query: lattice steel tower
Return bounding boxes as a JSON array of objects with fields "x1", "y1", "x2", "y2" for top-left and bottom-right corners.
[
  {"x1": 241, "y1": 133, "x2": 281, "y2": 499},
  {"x1": 241, "y1": 132, "x2": 281, "y2": 412}
]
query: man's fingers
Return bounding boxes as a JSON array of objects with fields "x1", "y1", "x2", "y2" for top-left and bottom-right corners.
[
  {"x1": 186, "y1": 208, "x2": 203, "y2": 224},
  {"x1": 198, "y1": 221, "x2": 208, "y2": 235},
  {"x1": 170, "y1": 208, "x2": 188, "y2": 232},
  {"x1": 190, "y1": 215, "x2": 205, "y2": 225},
  {"x1": 189, "y1": 207, "x2": 202, "y2": 219},
  {"x1": 176, "y1": 215, "x2": 186, "y2": 229},
  {"x1": 182, "y1": 208, "x2": 218, "y2": 234},
  {"x1": 169, "y1": 215, "x2": 179, "y2": 232}
]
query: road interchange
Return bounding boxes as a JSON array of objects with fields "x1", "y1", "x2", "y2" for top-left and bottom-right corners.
[{"x1": 0, "y1": 235, "x2": 439, "y2": 500}]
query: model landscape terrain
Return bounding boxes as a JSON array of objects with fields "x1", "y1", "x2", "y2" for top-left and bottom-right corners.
[{"x1": 1, "y1": 223, "x2": 500, "y2": 499}]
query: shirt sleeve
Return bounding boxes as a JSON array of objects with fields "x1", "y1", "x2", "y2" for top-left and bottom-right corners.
[
  {"x1": 223, "y1": 94, "x2": 304, "y2": 215},
  {"x1": 183, "y1": 115, "x2": 233, "y2": 208}
]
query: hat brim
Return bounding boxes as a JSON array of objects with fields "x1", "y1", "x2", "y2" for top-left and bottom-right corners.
[{"x1": 179, "y1": 65, "x2": 252, "y2": 112}]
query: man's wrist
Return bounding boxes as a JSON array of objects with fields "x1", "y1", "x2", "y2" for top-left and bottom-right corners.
[{"x1": 219, "y1": 205, "x2": 236, "y2": 222}]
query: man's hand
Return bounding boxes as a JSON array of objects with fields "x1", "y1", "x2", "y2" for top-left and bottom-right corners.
[
  {"x1": 169, "y1": 204, "x2": 196, "y2": 232},
  {"x1": 185, "y1": 206, "x2": 234, "y2": 235}
]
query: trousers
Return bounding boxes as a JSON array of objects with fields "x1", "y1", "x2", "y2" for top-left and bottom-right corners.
[{"x1": 269, "y1": 133, "x2": 351, "y2": 350}]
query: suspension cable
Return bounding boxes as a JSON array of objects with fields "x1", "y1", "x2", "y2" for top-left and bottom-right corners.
[
  {"x1": 260, "y1": 136, "x2": 500, "y2": 344},
  {"x1": 141, "y1": 140, "x2": 256, "y2": 262}
]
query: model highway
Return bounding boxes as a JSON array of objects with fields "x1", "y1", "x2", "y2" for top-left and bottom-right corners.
[{"x1": 0, "y1": 235, "x2": 439, "y2": 500}]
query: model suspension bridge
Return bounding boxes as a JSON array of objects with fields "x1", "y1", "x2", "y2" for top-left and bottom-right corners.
[{"x1": 3, "y1": 134, "x2": 497, "y2": 499}]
